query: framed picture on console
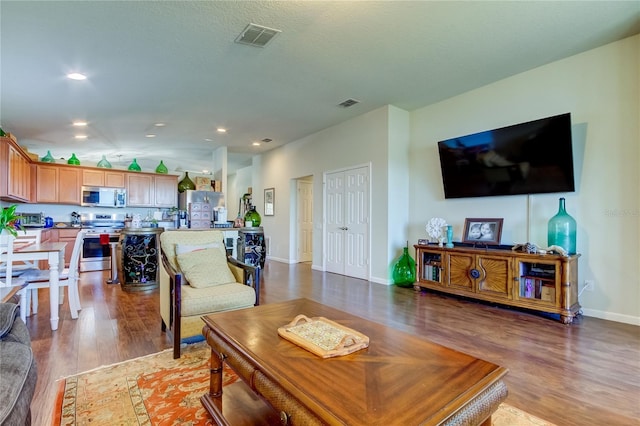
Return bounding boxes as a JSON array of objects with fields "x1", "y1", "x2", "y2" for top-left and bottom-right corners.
[{"x1": 462, "y1": 218, "x2": 503, "y2": 245}]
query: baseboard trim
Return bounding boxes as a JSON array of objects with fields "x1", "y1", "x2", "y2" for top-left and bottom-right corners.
[{"x1": 581, "y1": 308, "x2": 640, "y2": 326}]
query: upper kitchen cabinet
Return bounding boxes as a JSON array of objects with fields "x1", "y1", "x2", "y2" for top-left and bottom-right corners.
[
  {"x1": 127, "y1": 173, "x2": 177, "y2": 207},
  {"x1": 82, "y1": 169, "x2": 125, "y2": 188},
  {"x1": 154, "y1": 175, "x2": 178, "y2": 207},
  {"x1": 36, "y1": 164, "x2": 81, "y2": 205},
  {"x1": 0, "y1": 136, "x2": 32, "y2": 202}
]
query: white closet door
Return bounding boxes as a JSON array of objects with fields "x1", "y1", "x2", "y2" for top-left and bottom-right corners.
[{"x1": 325, "y1": 166, "x2": 369, "y2": 279}]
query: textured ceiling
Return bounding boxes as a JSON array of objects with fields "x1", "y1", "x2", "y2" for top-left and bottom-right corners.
[{"x1": 1, "y1": 1, "x2": 638, "y2": 174}]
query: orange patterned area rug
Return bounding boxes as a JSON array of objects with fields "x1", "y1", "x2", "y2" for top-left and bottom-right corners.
[{"x1": 52, "y1": 341, "x2": 555, "y2": 426}]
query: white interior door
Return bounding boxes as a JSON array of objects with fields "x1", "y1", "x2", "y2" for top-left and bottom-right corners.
[
  {"x1": 297, "y1": 179, "x2": 313, "y2": 262},
  {"x1": 325, "y1": 166, "x2": 369, "y2": 279}
]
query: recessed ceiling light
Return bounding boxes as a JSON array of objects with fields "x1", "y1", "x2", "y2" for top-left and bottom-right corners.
[
  {"x1": 145, "y1": 134, "x2": 156, "y2": 138},
  {"x1": 67, "y1": 72, "x2": 87, "y2": 80},
  {"x1": 217, "y1": 128, "x2": 227, "y2": 133},
  {"x1": 204, "y1": 138, "x2": 213, "y2": 142},
  {"x1": 154, "y1": 123, "x2": 165, "y2": 127},
  {"x1": 74, "y1": 135, "x2": 87, "y2": 140},
  {"x1": 252, "y1": 142, "x2": 261, "y2": 146},
  {"x1": 72, "y1": 121, "x2": 87, "y2": 127}
]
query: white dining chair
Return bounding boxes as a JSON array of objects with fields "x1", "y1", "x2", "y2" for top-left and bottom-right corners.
[
  {"x1": 0, "y1": 233, "x2": 27, "y2": 304},
  {"x1": 19, "y1": 230, "x2": 86, "y2": 322},
  {"x1": 0, "y1": 229, "x2": 40, "y2": 277}
]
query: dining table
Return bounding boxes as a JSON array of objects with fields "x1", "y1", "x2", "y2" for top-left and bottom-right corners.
[{"x1": 13, "y1": 241, "x2": 67, "y2": 331}]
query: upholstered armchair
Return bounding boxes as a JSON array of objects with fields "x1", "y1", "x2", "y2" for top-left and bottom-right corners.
[{"x1": 159, "y1": 230, "x2": 260, "y2": 358}]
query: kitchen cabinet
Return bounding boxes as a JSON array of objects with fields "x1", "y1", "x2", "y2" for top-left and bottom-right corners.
[
  {"x1": 36, "y1": 164, "x2": 81, "y2": 205},
  {"x1": 414, "y1": 244, "x2": 581, "y2": 323},
  {"x1": 0, "y1": 136, "x2": 32, "y2": 202},
  {"x1": 127, "y1": 174, "x2": 154, "y2": 206},
  {"x1": 57, "y1": 228, "x2": 81, "y2": 267},
  {"x1": 154, "y1": 175, "x2": 178, "y2": 207},
  {"x1": 127, "y1": 174, "x2": 177, "y2": 207},
  {"x1": 82, "y1": 169, "x2": 125, "y2": 188}
]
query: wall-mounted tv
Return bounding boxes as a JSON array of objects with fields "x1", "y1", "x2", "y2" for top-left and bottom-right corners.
[{"x1": 437, "y1": 113, "x2": 575, "y2": 199}]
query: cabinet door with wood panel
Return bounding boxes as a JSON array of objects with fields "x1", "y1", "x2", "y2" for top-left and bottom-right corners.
[
  {"x1": 82, "y1": 169, "x2": 125, "y2": 188},
  {"x1": 82, "y1": 169, "x2": 104, "y2": 186},
  {"x1": 58, "y1": 167, "x2": 80, "y2": 204},
  {"x1": 105, "y1": 171, "x2": 125, "y2": 188},
  {"x1": 0, "y1": 138, "x2": 32, "y2": 202},
  {"x1": 445, "y1": 252, "x2": 511, "y2": 299},
  {"x1": 36, "y1": 164, "x2": 80, "y2": 204},
  {"x1": 36, "y1": 164, "x2": 59, "y2": 203},
  {"x1": 153, "y1": 175, "x2": 178, "y2": 207},
  {"x1": 127, "y1": 174, "x2": 154, "y2": 206}
]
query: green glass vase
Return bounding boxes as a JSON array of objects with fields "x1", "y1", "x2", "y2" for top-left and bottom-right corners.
[
  {"x1": 547, "y1": 197, "x2": 577, "y2": 254},
  {"x1": 155, "y1": 160, "x2": 168, "y2": 174},
  {"x1": 67, "y1": 153, "x2": 80, "y2": 165},
  {"x1": 392, "y1": 244, "x2": 416, "y2": 287},
  {"x1": 97, "y1": 155, "x2": 112, "y2": 168},
  {"x1": 41, "y1": 150, "x2": 55, "y2": 163},
  {"x1": 128, "y1": 158, "x2": 141, "y2": 171},
  {"x1": 244, "y1": 206, "x2": 261, "y2": 227},
  {"x1": 177, "y1": 172, "x2": 196, "y2": 193}
]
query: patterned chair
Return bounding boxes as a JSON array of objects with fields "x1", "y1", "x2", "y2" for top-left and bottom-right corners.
[{"x1": 159, "y1": 230, "x2": 260, "y2": 358}]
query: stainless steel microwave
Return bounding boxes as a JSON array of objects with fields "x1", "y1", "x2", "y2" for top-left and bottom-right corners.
[
  {"x1": 16, "y1": 212, "x2": 45, "y2": 228},
  {"x1": 81, "y1": 186, "x2": 127, "y2": 208}
]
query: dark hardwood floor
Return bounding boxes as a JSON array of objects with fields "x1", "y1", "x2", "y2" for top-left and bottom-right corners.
[{"x1": 27, "y1": 261, "x2": 639, "y2": 426}]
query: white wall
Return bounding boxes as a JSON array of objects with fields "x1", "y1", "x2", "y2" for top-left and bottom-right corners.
[
  {"x1": 409, "y1": 35, "x2": 639, "y2": 324},
  {"x1": 257, "y1": 106, "x2": 408, "y2": 283}
]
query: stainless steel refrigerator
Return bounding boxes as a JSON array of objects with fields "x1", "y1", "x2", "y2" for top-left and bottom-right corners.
[{"x1": 178, "y1": 190, "x2": 225, "y2": 229}]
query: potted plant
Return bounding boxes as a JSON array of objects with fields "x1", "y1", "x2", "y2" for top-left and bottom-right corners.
[{"x1": 1, "y1": 205, "x2": 24, "y2": 238}]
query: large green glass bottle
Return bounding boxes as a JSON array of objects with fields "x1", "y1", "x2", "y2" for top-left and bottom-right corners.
[
  {"x1": 97, "y1": 155, "x2": 112, "y2": 168},
  {"x1": 547, "y1": 197, "x2": 576, "y2": 254},
  {"x1": 392, "y1": 243, "x2": 416, "y2": 288},
  {"x1": 177, "y1": 172, "x2": 196, "y2": 193},
  {"x1": 41, "y1": 150, "x2": 55, "y2": 163},
  {"x1": 244, "y1": 206, "x2": 261, "y2": 227},
  {"x1": 128, "y1": 158, "x2": 141, "y2": 171},
  {"x1": 67, "y1": 153, "x2": 80, "y2": 165}
]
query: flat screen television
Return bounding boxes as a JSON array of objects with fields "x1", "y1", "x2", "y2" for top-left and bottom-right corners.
[{"x1": 437, "y1": 113, "x2": 575, "y2": 199}]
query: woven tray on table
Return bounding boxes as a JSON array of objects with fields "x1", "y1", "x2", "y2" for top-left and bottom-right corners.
[{"x1": 277, "y1": 314, "x2": 369, "y2": 358}]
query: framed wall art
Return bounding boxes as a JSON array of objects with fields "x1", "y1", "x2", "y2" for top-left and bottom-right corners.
[
  {"x1": 462, "y1": 218, "x2": 503, "y2": 245},
  {"x1": 264, "y1": 188, "x2": 275, "y2": 216}
]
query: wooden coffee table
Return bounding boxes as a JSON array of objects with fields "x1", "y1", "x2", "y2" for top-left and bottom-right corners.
[{"x1": 201, "y1": 298, "x2": 508, "y2": 425}]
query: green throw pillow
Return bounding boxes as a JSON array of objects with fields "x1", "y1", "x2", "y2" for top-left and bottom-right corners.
[{"x1": 176, "y1": 247, "x2": 235, "y2": 288}]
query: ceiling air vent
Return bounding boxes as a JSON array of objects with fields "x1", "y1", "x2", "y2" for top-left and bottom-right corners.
[
  {"x1": 235, "y1": 23, "x2": 281, "y2": 48},
  {"x1": 338, "y1": 98, "x2": 360, "y2": 108}
]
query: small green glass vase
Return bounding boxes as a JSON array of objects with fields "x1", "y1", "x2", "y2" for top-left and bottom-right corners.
[
  {"x1": 244, "y1": 206, "x2": 261, "y2": 227},
  {"x1": 392, "y1": 243, "x2": 416, "y2": 288},
  {"x1": 177, "y1": 172, "x2": 196, "y2": 193},
  {"x1": 547, "y1": 197, "x2": 577, "y2": 254},
  {"x1": 155, "y1": 160, "x2": 168, "y2": 174},
  {"x1": 41, "y1": 150, "x2": 55, "y2": 163},
  {"x1": 128, "y1": 158, "x2": 141, "y2": 171},
  {"x1": 67, "y1": 153, "x2": 80, "y2": 165},
  {"x1": 97, "y1": 155, "x2": 112, "y2": 168}
]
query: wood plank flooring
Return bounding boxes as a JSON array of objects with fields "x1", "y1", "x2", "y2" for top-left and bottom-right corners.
[{"x1": 26, "y1": 261, "x2": 639, "y2": 426}]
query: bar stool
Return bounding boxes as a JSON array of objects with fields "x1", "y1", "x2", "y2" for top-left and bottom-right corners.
[{"x1": 100, "y1": 233, "x2": 120, "y2": 284}]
